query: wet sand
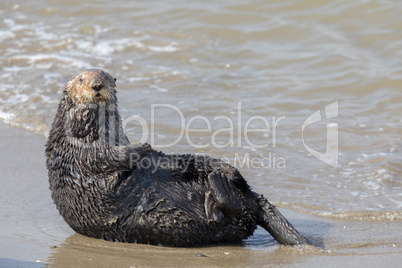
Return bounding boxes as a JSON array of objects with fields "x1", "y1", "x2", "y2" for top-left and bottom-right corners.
[
  {"x1": 0, "y1": 122, "x2": 401, "y2": 267},
  {"x1": 0, "y1": 122, "x2": 73, "y2": 267}
]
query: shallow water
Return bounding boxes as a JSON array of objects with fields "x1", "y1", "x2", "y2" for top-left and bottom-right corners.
[{"x1": 0, "y1": 0, "x2": 401, "y2": 265}]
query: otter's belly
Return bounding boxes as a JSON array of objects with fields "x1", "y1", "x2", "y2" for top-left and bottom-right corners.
[
  {"x1": 114, "y1": 194, "x2": 255, "y2": 246},
  {"x1": 109, "y1": 172, "x2": 255, "y2": 246}
]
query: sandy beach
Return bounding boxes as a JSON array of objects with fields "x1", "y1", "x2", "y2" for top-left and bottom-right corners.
[
  {"x1": 1, "y1": 122, "x2": 401, "y2": 267},
  {"x1": 0, "y1": 122, "x2": 72, "y2": 267}
]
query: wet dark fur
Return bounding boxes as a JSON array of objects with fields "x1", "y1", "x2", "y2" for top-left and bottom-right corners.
[{"x1": 46, "y1": 69, "x2": 310, "y2": 247}]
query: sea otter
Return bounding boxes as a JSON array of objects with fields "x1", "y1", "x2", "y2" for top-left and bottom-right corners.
[{"x1": 45, "y1": 69, "x2": 310, "y2": 246}]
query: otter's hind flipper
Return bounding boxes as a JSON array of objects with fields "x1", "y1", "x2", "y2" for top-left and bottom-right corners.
[
  {"x1": 205, "y1": 171, "x2": 243, "y2": 219},
  {"x1": 256, "y1": 194, "x2": 311, "y2": 245}
]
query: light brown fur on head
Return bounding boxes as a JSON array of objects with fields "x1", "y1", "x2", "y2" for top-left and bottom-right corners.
[{"x1": 65, "y1": 69, "x2": 117, "y2": 105}]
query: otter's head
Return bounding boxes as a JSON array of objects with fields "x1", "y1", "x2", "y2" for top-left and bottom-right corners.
[{"x1": 65, "y1": 69, "x2": 117, "y2": 105}]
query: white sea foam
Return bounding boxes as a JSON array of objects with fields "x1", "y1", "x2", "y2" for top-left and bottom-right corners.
[
  {"x1": 148, "y1": 43, "x2": 180, "y2": 52},
  {"x1": 75, "y1": 38, "x2": 179, "y2": 56},
  {"x1": 150, "y1": 84, "x2": 169, "y2": 92}
]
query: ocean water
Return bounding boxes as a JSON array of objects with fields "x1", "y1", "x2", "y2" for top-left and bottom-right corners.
[{"x1": 1, "y1": 0, "x2": 401, "y2": 228}]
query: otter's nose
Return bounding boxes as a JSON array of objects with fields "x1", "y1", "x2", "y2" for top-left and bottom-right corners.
[{"x1": 91, "y1": 77, "x2": 103, "y2": 91}]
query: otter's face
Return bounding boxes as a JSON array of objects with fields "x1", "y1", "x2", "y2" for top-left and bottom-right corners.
[{"x1": 65, "y1": 69, "x2": 117, "y2": 105}]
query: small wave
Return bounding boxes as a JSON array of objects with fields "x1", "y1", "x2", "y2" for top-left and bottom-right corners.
[
  {"x1": 4, "y1": 54, "x2": 89, "y2": 70},
  {"x1": 75, "y1": 38, "x2": 181, "y2": 56},
  {"x1": 277, "y1": 202, "x2": 402, "y2": 222},
  {"x1": 148, "y1": 43, "x2": 180, "y2": 52},
  {"x1": 317, "y1": 211, "x2": 402, "y2": 221}
]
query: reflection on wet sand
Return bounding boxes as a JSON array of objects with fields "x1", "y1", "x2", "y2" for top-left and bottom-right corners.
[
  {"x1": 48, "y1": 233, "x2": 312, "y2": 268},
  {"x1": 47, "y1": 208, "x2": 402, "y2": 267}
]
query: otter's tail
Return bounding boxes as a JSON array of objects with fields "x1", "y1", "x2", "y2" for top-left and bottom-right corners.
[{"x1": 255, "y1": 194, "x2": 311, "y2": 246}]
